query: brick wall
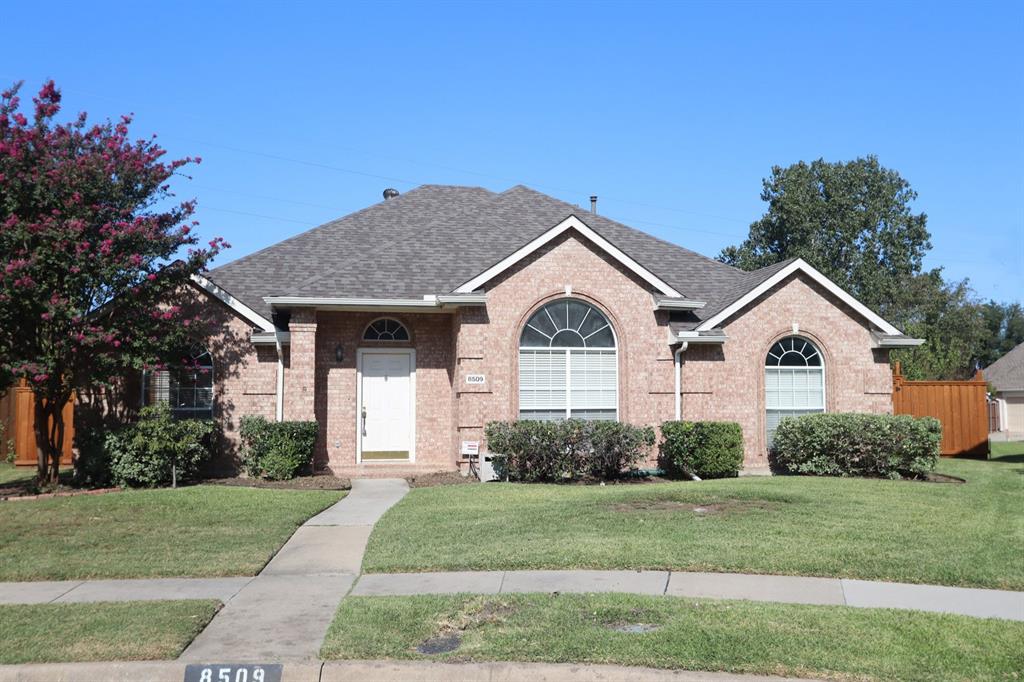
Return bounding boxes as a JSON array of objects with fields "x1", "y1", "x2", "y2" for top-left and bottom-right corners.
[
  {"x1": 202, "y1": 231, "x2": 893, "y2": 474},
  {"x1": 310, "y1": 311, "x2": 455, "y2": 476},
  {"x1": 682, "y1": 272, "x2": 893, "y2": 465}
]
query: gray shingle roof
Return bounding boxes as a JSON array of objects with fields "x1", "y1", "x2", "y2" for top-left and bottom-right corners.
[
  {"x1": 986, "y1": 342, "x2": 1024, "y2": 392},
  {"x1": 205, "y1": 184, "x2": 781, "y2": 325}
]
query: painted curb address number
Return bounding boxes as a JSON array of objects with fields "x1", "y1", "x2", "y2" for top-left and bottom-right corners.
[{"x1": 184, "y1": 664, "x2": 282, "y2": 682}]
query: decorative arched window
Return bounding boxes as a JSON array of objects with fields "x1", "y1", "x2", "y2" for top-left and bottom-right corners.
[
  {"x1": 519, "y1": 298, "x2": 617, "y2": 421},
  {"x1": 363, "y1": 318, "x2": 409, "y2": 341},
  {"x1": 143, "y1": 344, "x2": 214, "y2": 419},
  {"x1": 765, "y1": 336, "x2": 824, "y2": 443}
]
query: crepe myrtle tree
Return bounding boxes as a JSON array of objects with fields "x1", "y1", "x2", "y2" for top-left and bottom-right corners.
[{"x1": 0, "y1": 80, "x2": 227, "y2": 484}]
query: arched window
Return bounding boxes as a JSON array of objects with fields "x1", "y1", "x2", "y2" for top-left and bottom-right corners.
[
  {"x1": 765, "y1": 336, "x2": 824, "y2": 443},
  {"x1": 363, "y1": 318, "x2": 409, "y2": 341},
  {"x1": 143, "y1": 344, "x2": 214, "y2": 419},
  {"x1": 519, "y1": 299, "x2": 617, "y2": 421}
]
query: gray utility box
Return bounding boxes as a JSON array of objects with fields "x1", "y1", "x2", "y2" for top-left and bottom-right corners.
[{"x1": 476, "y1": 454, "x2": 501, "y2": 482}]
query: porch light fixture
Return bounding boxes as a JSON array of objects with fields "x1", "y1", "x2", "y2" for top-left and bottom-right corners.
[{"x1": 334, "y1": 344, "x2": 344, "y2": 363}]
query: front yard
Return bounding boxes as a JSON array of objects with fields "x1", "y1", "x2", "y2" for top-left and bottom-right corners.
[
  {"x1": 0, "y1": 486, "x2": 343, "y2": 581},
  {"x1": 0, "y1": 600, "x2": 220, "y2": 663},
  {"x1": 321, "y1": 593, "x2": 1024, "y2": 681},
  {"x1": 363, "y1": 456, "x2": 1024, "y2": 590}
]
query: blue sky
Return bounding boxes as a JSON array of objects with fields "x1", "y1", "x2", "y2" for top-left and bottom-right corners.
[{"x1": 5, "y1": 1, "x2": 1022, "y2": 303}]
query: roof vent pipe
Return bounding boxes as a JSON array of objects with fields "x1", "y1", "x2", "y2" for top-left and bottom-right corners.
[
  {"x1": 590, "y1": 195, "x2": 597, "y2": 214},
  {"x1": 383, "y1": 188, "x2": 400, "y2": 200}
]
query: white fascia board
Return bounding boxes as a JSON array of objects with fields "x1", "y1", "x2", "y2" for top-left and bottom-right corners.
[
  {"x1": 262, "y1": 295, "x2": 486, "y2": 311},
  {"x1": 695, "y1": 259, "x2": 903, "y2": 336},
  {"x1": 436, "y1": 293, "x2": 487, "y2": 305},
  {"x1": 676, "y1": 331, "x2": 728, "y2": 344},
  {"x1": 655, "y1": 298, "x2": 706, "y2": 311},
  {"x1": 453, "y1": 215, "x2": 683, "y2": 298},
  {"x1": 874, "y1": 336, "x2": 925, "y2": 348},
  {"x1": 191, "y1": 274, "x2": 275, "y2": 332},
  {"x1": 251, "y1": 331, "x2": 291, "y2": 345}
]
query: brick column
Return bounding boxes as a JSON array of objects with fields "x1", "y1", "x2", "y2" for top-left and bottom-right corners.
[{"x1": 286, "y1": 309, "x2": 317, "y2": 421}]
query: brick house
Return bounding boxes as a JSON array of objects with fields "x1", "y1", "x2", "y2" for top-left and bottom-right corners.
[{"x1": 165, "y1": 184, "x2": 921, "y2": 477}]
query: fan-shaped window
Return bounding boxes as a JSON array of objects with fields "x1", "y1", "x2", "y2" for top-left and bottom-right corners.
[
  {"x1": 765, "y1": 337, "x2": 824, "y2": 444},
  {"x1": 363, "y1": 318, "x2": 409, "y2": 341},
  {"x1": 143, "y1": 344, "x2": 214, "y2": 419},
  {"x1": 519, "y1": 299, "x2": 617, "y2": 421}
]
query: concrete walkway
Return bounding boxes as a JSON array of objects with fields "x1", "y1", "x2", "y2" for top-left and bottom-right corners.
[
  {"x1": 179, "y1": 478, "x2": 409, "y2": 662},
  {"x1": 351, "y1": 569, "x2": 1024, "y2": 622},
  {"x1": 0, "y1": 660, "x2": 804, "y2": 682}
]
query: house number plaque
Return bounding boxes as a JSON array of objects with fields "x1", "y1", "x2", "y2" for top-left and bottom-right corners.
[
  {"x1": 184, "y1": 664, "x2": 283, "y2": 682},
  {"x1": 465, "y1": 374, "x2": 485, "y2": 385}
]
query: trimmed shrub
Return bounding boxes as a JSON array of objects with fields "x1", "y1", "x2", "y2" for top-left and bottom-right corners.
[
  {"x1": 108, "y1": 403, "x2": 213, "y2": 488},
  {"x1": 240, "y1": 416, "x2": 318, "y2": 481},
  {"x1": 73, "y1": 427, "x2": 113, "y2": 488},
  {"x1": 660, "y1": 420, "x2": 744, "y2": 479},
  {"x1": 770, "y1": 412, "x2": 941, "y2": 479},
  {"x1": 483, "y1": 419, "x2": 655, "y2": 483}
]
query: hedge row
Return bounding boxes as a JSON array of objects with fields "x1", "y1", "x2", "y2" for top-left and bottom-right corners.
[
  {"x1": 239, "y1": 416, "x2": 319, "y2": 481},
  {"x1": 771, "y1": 412, "x2": 940, "y2": 479},
  {"x1": 659, "y1": 420, "x2": 744, "y2": 479},
  {"x1": 483, "y1": 419, "x2": 655, "y2": 482}
]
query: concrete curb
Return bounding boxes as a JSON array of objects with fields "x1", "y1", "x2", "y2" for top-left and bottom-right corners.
[{"x1": 0, "y1": 660, "x2": 803, "y2": 682}]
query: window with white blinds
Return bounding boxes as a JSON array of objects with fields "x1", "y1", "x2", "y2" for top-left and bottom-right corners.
[
  {"x1": 765, "y1": 337, "x2": 824, "y2": 444},
  {"x1": 518, "y1": 299, "x2": 617, "y2": 420},
  {"x1": 143, "y1": 345, "x2": 214, "y2": 419}
]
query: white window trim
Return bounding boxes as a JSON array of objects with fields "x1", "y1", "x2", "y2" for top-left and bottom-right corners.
[
  {"x1": 362, "y1": 317, "x2": 411, "y2": 342},
  {"x1": 518, "y1": 299, "x2": 620, "y2": 420},
  {"x1": 696, "y1": 258, "x2": 903, "y2": 336},
  {"x1": 355, "y1": 348, "x2": 416, "y2": 464},
  {"x1": 765, "y1": 336, "x2": 826, "y2": 444},
  {"x1": 455, "y1": 215, "x2": 683, "y2": 298}
]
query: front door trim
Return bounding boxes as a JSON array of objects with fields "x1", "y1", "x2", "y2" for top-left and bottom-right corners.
[{"x1": 355, "y1": 347, "x2": 416, "y2": 464}]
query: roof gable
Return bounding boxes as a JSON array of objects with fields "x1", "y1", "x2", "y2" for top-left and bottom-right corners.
[
  {"x1": 694, "y1": 258, "x2": 903, "y2": 336},
  {"x1": 453, "y1": 214, "x2": 685, "y2": 298}
]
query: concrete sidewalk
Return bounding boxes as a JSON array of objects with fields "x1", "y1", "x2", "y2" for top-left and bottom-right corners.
[
  {"x1": 0, "y1": 660, "x2": 804, "y2": 682},
  {"x1": 179, "y1": 478, "x2": 409, "y2": 662},
  {"x1": 351, "y1": 569, "x2": 1024, "y2": 621}
]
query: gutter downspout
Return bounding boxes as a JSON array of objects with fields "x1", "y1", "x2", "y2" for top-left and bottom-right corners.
[
  {"x1": 275, "y1": 336, "x2": 284, "y2": 422},
  {"x1": 674, "y1": 342, "x2": 688, "y2": 421},
  {"x1": 673, "y1": 341, "x2": 701, "y2": 482}
]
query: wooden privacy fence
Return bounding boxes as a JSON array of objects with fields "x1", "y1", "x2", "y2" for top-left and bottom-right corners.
[
  {"x1": 892, "y1": 363, "x2": 989, "y2": 457},
  {"x1": 0, "y1": 381, "x2": 75, "y2": 467}
]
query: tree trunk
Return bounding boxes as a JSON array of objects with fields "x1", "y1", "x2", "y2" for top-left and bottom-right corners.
[{"x1": 32, "y1": 396, "x2": 66, "y2": 486}]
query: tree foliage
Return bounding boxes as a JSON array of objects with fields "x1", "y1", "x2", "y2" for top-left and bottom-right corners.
[
  {"x1": 719, "y1": 155, "x2": 1006, "y2": 380},
  {"x1": 719, "y1": 156, "x2": 931, "y2": 310},
  {"x1": 0, "y1": 80, "x2": 226, "y2": 483}
]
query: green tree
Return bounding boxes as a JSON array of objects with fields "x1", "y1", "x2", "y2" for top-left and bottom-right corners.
[
  {"x1": 720, "y1": 155, "x2": 990, "y2": 380},
  {"x1": 720, "y1": 156, "x2": 932, "y2": 311},
  {"x1": 0, "y1": 81, "x2": 225, "y2": 484},
  {"x1": 887, "y1": 273, "x2": 987, "y2": 380},
  {"x1": 978, "y1": 301, "x2": 1024, "y2": 368}
]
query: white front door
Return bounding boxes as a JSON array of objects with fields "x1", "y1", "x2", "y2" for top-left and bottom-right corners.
[{"x1": 359, "y1": 350, "x2": 414, "y2": 461}]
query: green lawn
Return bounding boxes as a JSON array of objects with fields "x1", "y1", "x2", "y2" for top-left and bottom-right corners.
[
  {"x1": 0, "y1": 600, "x2": 220, "y2": 663},
  {"x1": 0, "y1": 486, "x2": 343, "y2": 581},
  {"x1": 0, "y1": 462, "x2": 36, "y2": 486},
  {"x1": 363, "y1": 456, "x2": 1024, "y2": 589},
  {"x1": 321, "y1": 593, "x2": 1024, "y2": 681}
]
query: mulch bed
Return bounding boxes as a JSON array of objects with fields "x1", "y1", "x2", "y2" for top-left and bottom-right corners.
[
  {"x1": 203, "y1": 473, "x2": 351, "y2": 490},
  {"x1": 406, "y1": 471, "x2": 479, "y2": 488},
  {"x1": 1, "y1": 486, "x2": 121, "y2": 502}
]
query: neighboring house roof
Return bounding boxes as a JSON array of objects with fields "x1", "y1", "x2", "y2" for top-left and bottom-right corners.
[
  {"x1": 203, "y1": 184, "x2": 908, "y2": 338},
  {"x1": 986, "y1": 342, "x2": 1024, "y2": 392}
]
